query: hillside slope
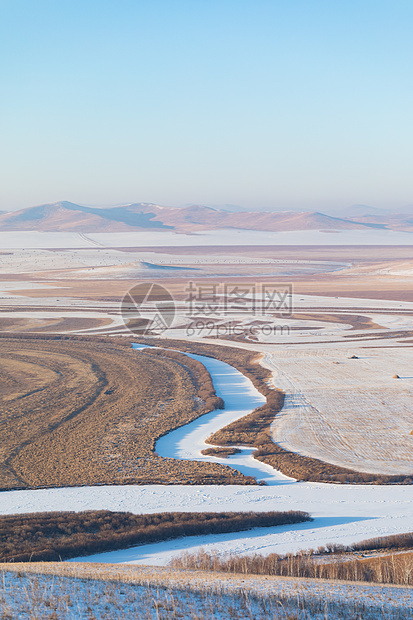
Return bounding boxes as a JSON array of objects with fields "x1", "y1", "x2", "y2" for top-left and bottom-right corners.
[{"x1": 0, "y1": 201, "x2": 386, "y2": 233}]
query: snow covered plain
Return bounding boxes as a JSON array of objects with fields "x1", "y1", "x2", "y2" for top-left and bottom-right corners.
[
  {"x1": 0, "y1": 231, "x2": 96, "y2": 249},
  {"x1": 265, "y1": 347, "x2": 413, "y2": 475},
  {"x1": 2, "y1": 227, "x2": 413, "y2": 249},
  {"x1": 90, "y1": 228, "x2": 413, "y2": 246},
  {"x1": 0, "y1": 247, "x2": 350, "y2": 274},
  {"x1": 1, "y1": 348, "x2": 413, "y2": 567}
]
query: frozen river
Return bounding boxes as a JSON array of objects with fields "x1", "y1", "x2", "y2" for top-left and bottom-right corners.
[{"x1": 1, "y1": 346, "x2": 412, "y2": 564}]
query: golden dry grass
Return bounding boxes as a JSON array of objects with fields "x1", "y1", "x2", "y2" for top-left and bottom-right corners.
[{"x1": 0, "y1": 335, "x2": 254, "y2": 490}]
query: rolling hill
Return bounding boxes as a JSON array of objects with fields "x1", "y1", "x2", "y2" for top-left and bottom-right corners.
[
  {"x1": 0, "y1": 201, "x2": 390, "y2": 234},
  {"x1": 0, "y1": 202, "x2": 172, "y2": 232}
]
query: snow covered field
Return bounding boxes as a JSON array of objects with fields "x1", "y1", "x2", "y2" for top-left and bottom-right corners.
[
  {"x1": 1, "y1": 227, "x2": 413, "y2": 249},
  {"x1": 2, "y1": 564, "x2": 412, "y2": 620},
  {"x1": 265, "y1": 347, "x2": 413, "y2": 474},
  {"x1": 0, "y1": 231, "x2": 96, "y2": 249},
  {"x1": 0, "y1": 247, "x2": 349, "y2": 275},
  {"x1": 89, "y1": 228, "x2": 413, "y2": 246},
  {"x1": 1, "y1": 480, "x2": 412, "y2": 565}
]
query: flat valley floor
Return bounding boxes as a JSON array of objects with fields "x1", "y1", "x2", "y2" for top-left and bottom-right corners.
[{"x1": 1, "y1": 236, "x2": 413, "y2": 562}]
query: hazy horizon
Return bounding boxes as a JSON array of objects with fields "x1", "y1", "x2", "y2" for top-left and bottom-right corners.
[{"x1": 2, "y1": 199, "x2": 413, "y2": 217}]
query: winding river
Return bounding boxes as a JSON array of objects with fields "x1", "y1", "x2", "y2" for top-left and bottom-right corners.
[
  {"x1": 152, "y1": 347, "x2": 291, "y2": 484},
  {"x1": 1, "y1": 345, "x2": 412, "y2": 564}
]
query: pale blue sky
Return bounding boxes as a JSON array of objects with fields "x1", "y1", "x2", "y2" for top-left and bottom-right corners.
[{"x1": 0, "y1": 0, "x2": 412, "y2": 211}]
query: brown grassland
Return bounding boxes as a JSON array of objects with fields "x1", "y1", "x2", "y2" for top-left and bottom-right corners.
[
  {"x1": 0, "y1": 333, "x2": 256, "y2": 490},
  {"x1": 0, "y1": 509, "x2": 310, "y2": 562},
  {"x1": 289, "y1": 312, "x2": 384, "y2": 330},
  {"x1": 2, "y1": 328, "x2": 411, "y2": 488}
]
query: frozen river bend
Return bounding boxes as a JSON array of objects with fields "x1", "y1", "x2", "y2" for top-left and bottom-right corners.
[
  {"x1": 1, "y1": 347, "x2": 413, "y2": 565},
  {"x1": 155, "y1": 349, "x2": 289, "y2": 484}
]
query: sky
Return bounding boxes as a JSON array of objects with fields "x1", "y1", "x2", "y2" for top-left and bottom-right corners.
[{"x1": 0, "y1": 0, "x2": 412, "y2": 212}]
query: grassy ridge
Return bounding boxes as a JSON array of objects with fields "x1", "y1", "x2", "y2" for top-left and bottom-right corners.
[
  {"x1": 2, "y1": 563, "x2": 411, "y2": 620},
  {"x1": 0, "y1": 510, "x2": 311, "y2": 563}
]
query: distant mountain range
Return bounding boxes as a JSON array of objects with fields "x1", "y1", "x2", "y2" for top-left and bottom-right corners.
[{"x1": 0, "y1": 200, "x2": 412, "y2": 233}]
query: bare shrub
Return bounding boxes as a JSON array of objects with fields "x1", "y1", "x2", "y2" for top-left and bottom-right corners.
[
  {"x1": 170, "y1": 548, "x2": 413, "y2": 586},
  {"x1": 0, "y1": 510, "x2": 311, "y2": 563},
  {"x1": 201, "y1": 447, "x2": 241, "y2": 458}
]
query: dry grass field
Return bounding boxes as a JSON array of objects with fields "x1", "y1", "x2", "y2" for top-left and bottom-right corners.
[
  {"x1": 0, "y1": 314, "x2": 113, "y2": 333},
  {"x1": 0, "y1": 335, "x2": 254, "y2": 490}
]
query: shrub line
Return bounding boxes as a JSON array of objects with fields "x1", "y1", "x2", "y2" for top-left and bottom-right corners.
[{"x1": 0, "y1": 509, "x2": 311, "y2": 563}]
